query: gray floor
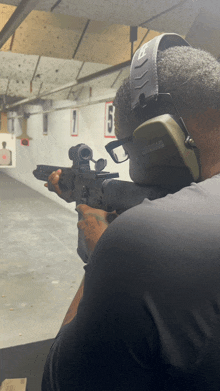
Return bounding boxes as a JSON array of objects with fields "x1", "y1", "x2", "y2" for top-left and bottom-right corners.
[{"x1": 0, "y1": 171, "x2": 84, "y2": 349}]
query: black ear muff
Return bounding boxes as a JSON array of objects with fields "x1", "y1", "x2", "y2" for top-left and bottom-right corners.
[
  {"x1": 133, "y1": 114, "x2": 200, "y2": 182},
  {"x1": 130, "y1": 33, "x2": 191, "y2": 110}
]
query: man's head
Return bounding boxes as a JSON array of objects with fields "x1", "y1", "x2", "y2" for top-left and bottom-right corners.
[
  {"x1": 2, "y1": 142, "x2": 6, "y2": 148},
  {"x1": 113, "y1": 45, "x2": 220, "y2": 186}
]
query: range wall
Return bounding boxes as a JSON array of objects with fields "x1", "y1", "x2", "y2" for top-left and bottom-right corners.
[{"x1": 1, "y1": 99, "x2": 131, "y2": 213}]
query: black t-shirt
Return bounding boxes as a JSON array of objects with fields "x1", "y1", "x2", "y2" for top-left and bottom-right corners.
[{"x1": 42, "y1": 174, "x2": 220, "y2": 391}]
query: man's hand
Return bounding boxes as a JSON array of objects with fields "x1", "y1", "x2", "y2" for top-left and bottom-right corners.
[
  {"x1": 76, "y1": 204, "x2": 118, "y2": 253},
  {"x1": 44, "y1": 169, "x2": 75, "y2": 202}
]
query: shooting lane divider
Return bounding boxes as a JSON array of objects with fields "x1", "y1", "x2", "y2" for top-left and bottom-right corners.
[
  {"x1": 16, "y1": 114, "x2": 32, "y2": 146},
  {"x1": 0, "y1": 112, "x2": 9, "y2": 134}
]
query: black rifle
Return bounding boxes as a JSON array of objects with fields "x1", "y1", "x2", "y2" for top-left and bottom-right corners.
[{"x1": 33, "y1": 143, "x2": 170, "y2": 262}]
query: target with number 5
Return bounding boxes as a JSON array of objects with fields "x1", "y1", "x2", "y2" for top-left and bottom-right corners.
[{"x1": 104, "y1": 102, "x2": 115, "y2": 138}]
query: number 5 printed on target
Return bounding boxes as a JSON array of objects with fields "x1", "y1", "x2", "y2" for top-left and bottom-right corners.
[{"x1": 104, "y1": 102, "x2": 116, "y2": 138}]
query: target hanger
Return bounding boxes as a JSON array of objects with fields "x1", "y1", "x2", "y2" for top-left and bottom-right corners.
[{"x1": 16, "y1": 114, "x2": 33, "y2": 143}]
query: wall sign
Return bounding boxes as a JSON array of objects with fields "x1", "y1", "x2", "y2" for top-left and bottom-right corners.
[
  {"x1": 104, "y1": 101, "x2": 116, "y2": 138},
  {"x1": 70, "y1": 109, "x2": 79, "y2": 136}
]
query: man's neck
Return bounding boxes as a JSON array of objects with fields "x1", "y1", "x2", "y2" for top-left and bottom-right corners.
[
  {"x1": 184, "y1": 109, "x2": 220, "y2": 181},
  {"x1": 200, "y1": 152, "x2": 220, "y2": 180}
]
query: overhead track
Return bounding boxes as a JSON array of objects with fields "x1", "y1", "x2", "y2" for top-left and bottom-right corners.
[
  {"x1": 72, "y1": 20, "x2": 90, "y2": 60},
  {"x1": 5, "y1": 60, "x2": 131, "y2": 110},
  {"x1": 7, "y1": 95, "x2": 116, "y2": 120},
  {"x1": 50, "y1": 0, "x2": 62, "y2": 12},
  {"x1": 111, "y1": 70, "x2": 123, "y2": 88},
  {"x1": 135, "y1": 30, "x2": 150, "y2": 52},
  {"x1": 0, "y1": 0, "x2": 41, "y2": 49},
  {"x1": 76, "y1": 62, "x2": 85, "y2": 80}
]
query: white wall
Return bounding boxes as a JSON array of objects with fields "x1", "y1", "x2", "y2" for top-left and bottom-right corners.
[{"x1": 1, "y1": 99, "x2": 131, "y2": 213}]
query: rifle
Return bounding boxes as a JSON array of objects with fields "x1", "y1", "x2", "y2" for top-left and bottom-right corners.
[{"x1": 33, "y1": 143, "x2": 170, "y2": 262}]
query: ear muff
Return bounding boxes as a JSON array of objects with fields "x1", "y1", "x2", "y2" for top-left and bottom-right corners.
[
  {"x1": 128, "y1": 33, "x2": 200, "y2": 190},
  {"x1": 130, "y1": 33, "x2": 191, "y2": 110},
  {"x1": 133, "y1": 114, "x2": 200, "y2": 182}
]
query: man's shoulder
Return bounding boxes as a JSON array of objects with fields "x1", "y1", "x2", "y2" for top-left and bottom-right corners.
[
  {"x1": 140, "y1": 174, "x2": 220, "y2": 216},
  {"x1": 92, "y1": 174, "x2": 220, "y2": 264}
]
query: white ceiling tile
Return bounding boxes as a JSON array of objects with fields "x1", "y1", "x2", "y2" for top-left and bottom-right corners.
[
  {"x1": 0, "y1": 0, "x2": 55, "y2": 11},
  {"x1": 0, "y1": 0, "x2": 198, "y2": 31},
  {"x1": 7, "y1": 78, "x2": 36, "y2": 97},
  {"x1": 0, "y1": 0, "x2": 18, "y2": 5},
  {"x1": 46, "y1": 0, "x2": 199, "y2": 32},
  {"x1": 78, "y1": 62, "x2": 111, "y2": 79},
  {"x1": 0, "y1": 78, "x2": 10, "y2": 95},
  {"x1": 34, "y1": 57, "x2": 82, "y2": 85},
  {"x1": 145, "y1": 0, "x2": 200, "y2": 36},
  {"x1": 0, "y1": 51, "x2": 39, "y2": 80}
]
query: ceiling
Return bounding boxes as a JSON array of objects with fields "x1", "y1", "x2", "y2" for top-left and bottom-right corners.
[{"x1": 0, "y1": 0, "x2": 219, "y2": 111}]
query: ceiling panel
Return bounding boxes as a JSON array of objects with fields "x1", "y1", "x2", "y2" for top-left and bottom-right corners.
[
  {"x1": 186, "y1": 9, "x2": 220, "y2": 58},
  {"x1": 0, "y1": 78, "x2": 9, "y2": 94},
  {"x1": 73, "y1": 22, "x2": 139, "y2": 64},
  {"x1": 7, "y1": 78, "x2": 39, "y2": 97},
  {"x1": 0, "y1": 0, "x2": 54, "y2": 11},
  {"x1": 34, "y1": 57, "x2": 82, "y2": 85},
  {"x1": 79, "y1": 63, "x2": 110, "y2": 79},
  {"x1": 0, "y1": 0, "x2": 183, "y2": 23},
  {"x1": 0, "y1": 0, "x2": 219, "y2": 44},
  {"x1": 144, "y1": 0, "x2": 200, "y2": 36},
  {"x1": 0, "y1": 0, "x2": 201, "y2": 36},
  {"x1": 51, "y1": 0, "x2": 189, "y2": 29},
  {"x1": 0, "y1": 0, "x2": 219, "y2": 107},
  {"x1": 0, "y1": 51, "x2": 38, "y2": 80},
  {"x1": 0, "y1": 4, "x2": 160, "y2": 66},
  {"x1": 0, "y1": 5, "x2": 149, "y2": 65},
  {"x1": 0, "y1": 50, "x2": 122, "y2": 102},
  {"x1": 8, "y1": 10, "x2": 84, "y2": 60}
]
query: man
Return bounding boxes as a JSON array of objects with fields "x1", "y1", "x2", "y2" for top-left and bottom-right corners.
[{"x1": 42, "y1": 38, "x2": 220, "y2": 390}]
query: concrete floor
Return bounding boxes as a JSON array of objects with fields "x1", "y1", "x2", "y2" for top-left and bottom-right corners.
[{"x1": 0, "y1": 171, "x2": 84, "y2": 349}]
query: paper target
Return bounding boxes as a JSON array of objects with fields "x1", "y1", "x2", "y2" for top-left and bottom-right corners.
[
  {"x1": 0, "y1": 133, "x2": 16, "y2": 167},
  {"x1": 104, "y1": 102, "x2": 115, "y2": 138}
]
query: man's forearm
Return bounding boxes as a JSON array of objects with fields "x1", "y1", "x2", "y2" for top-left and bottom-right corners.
[{"x1": 59, "y1": 275, "x2": 85, "y2": 331}]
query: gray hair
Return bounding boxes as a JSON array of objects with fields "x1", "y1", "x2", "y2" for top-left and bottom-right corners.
[{"x1": 114, "y1": 46, "x2": 220, "y2": 138}]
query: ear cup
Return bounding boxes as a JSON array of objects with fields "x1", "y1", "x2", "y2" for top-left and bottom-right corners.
[{"x1": 127, "y1": 115, "x2": 200, "y2": 190}]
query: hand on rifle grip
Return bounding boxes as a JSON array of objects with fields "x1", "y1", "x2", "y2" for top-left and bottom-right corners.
[
  {"x1": 44, "y1": 169, "x2": 75, "y2": 202},
  {"x1": 76, "y1": 204, "x2": 118, "y2": 255},
  {"x1": 44, "y1": 169, "x2": 62, "y2": 194}
]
